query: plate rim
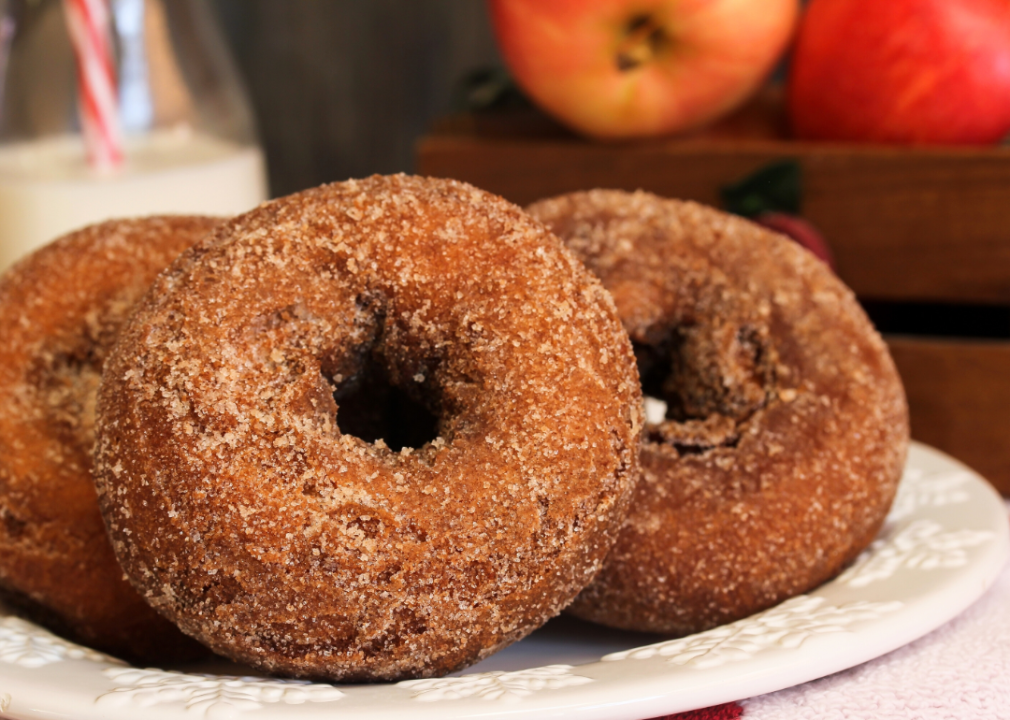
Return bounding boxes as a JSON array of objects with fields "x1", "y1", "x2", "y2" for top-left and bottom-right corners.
[{"x1": 0, "y1": 440, "x2": 1007, "y2": 720}]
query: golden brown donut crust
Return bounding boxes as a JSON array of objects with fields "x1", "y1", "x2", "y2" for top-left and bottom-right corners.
[
  {"x1": 527, "y1": 190, "x2": 909, "y2": 636},
  {"x1": 0, "y1": 217, "x2": 220, "y2": 661},
  {"x1": 95, "y1": 175, "x2": 643, "y2": 681}
]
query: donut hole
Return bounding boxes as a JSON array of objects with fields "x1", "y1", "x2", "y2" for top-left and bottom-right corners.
[
  {"x1": 32, "y1": 346, "x2": 103, "y2": 451},
  {"x1": 634, "y1": 323, "x2": 773, "y2": 453},
  {"x1": 332, "y1": 358, "x2": 440, "y2": 452},
  {"x1": 635, "y1": 331, "x2": 717, "y2": 424},
  {"x1": 634, "y1": 336, "x2": 680, "y2": 419}
]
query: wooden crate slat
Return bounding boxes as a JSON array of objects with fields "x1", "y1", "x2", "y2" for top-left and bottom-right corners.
[
  {"x1": 886, "y1": 336, "x2": 1010, "y2": 495},
  {"x1": 418, "y1": 134, "x2": 1010, "y2": 304}
]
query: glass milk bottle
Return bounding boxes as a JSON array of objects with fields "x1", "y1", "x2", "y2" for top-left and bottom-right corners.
[{"x1": 0, "y1": 0, "x2": 268, "y2": 270}]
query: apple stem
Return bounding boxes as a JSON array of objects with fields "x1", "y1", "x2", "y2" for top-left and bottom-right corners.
[{"x1": 616, "y1": 14, "x2": 667, "y2": 71}]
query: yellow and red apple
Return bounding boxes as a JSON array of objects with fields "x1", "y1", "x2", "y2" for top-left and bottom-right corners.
[
  {"x1": 488, "y1": 0, "x2": 799, "y2": 140},
  {"x1": 788, "y1": 0, "x2": 1010, "y2": 144}
]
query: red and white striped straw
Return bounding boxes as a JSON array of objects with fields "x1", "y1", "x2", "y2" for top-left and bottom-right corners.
[{"x1": 63, "y1": 0, "x2": 122, "y2": 171}]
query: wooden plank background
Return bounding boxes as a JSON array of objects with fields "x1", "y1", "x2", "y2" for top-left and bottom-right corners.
[
  {"x1": 888, "y1": 337, "x2": 1010, "y2": 491},
  {"x1": 418, "y1": 131, "x2": 1010, "y2": 306}
]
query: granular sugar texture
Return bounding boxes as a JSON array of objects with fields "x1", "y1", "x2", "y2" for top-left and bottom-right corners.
[
  {"x1": 529, "y1": 190, "x2": 909, "y2": 636},
  {"x1": 0, "y1": 217, "x2": 219, "y2": 661},
  {"x1": 95, "y1": 175, "x2": 643, "y2": 681}
]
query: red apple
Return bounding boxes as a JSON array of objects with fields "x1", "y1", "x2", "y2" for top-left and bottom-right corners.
[
  {"x1": 754, "y1": 212, "x2": 835, "y2": 269},
  {"x1": 788, "y1": 0, "x2": 1010, "y2": 144},
  {"x1": 488, "y1": 0, "x2": 799, "y2": 140}
]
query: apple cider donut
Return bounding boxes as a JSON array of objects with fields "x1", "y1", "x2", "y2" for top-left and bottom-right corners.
[
  {"x1": 0, "y1": 217, "x2": 220, "y2": 661},
  {"x1": 527, "y1": 190, "x2": 909, "y2": 635},
  {"x1": 95, "y1": 175, "x2": 642, "y2": 681}
]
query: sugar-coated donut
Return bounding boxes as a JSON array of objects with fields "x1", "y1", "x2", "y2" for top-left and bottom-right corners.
[
  {"x1": 527, "y1": 190, "x2": 909, "y2": 635},
  {"x1": 95, "y1": 175, "x2": 643, "y2": 681},
  {"x1": 0, "y1": 217, "x2": 220, "y2": 661}
]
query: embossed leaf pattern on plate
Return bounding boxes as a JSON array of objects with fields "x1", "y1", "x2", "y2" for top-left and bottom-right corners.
[
  {"x1": 0, "y1": 443, "x2": 999, "y2": 720},
  {"x1": 839, "y1": 518, "x2": 994, "y2": 588},
  {"x1": 97, "y1": 668, "x2": 345, "y2": 719},
  {"x1": 401, "y1": 664, "x2": 594, "y2": 703},
  {"x1": 603, "y1": 596, "x2": 903, "y2": 668},
  {"x1": 887, "y1": 467, "x2": 973, "y2": 523},
  {"x1": 0, "y1": 617, "x2": 120, "y2": 668}
]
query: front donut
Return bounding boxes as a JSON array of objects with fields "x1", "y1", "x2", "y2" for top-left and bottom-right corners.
[{"x1": 94, "y1": 175, "x2": 643, "y2": 681}]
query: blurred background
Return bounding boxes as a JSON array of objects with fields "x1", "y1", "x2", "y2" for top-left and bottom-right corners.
[{"x1": 209, "y1": 0, "x2": 501, "y2": 196}]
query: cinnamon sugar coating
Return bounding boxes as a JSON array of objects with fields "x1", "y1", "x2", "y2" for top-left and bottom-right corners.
[
  {"x1": 527, "y1": 190, "x2": 909, "y2": 636},
  {"x1": 95, "y1": 175, "x2": 642, "y2": 681},
  {"x1": 0, "y1": 217, "x2": 219, "y2": 661}
]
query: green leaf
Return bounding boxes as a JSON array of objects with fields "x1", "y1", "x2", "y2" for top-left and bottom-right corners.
[
  {"x1": 720, "y1": 160, "x2": 802, "y2": 218},
  {"x1": 450, "y1": 67, "x2": 532, "y2": 113}
]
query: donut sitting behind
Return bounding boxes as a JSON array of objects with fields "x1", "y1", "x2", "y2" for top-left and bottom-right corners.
[
  {"x1": 528, "y1": 190, "x2": 909, "y2": 636},
  {"x1": 0, "y1": 217, "x2": 219, "y2": 661}
]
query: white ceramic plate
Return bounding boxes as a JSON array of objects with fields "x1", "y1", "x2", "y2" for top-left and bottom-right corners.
[{"x1": 0, "y1": 441, "x2": 1006, "y2": 720}]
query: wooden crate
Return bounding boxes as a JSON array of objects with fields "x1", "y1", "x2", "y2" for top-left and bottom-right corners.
[{"x1": 417, "y1": 96, "x2": 1010, "y2": 495}]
